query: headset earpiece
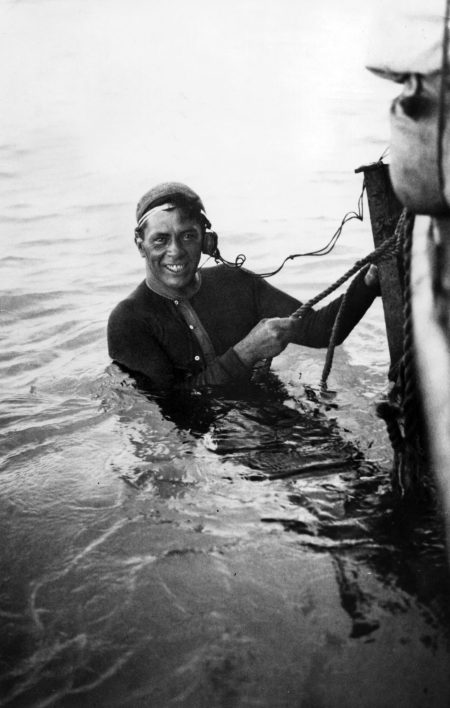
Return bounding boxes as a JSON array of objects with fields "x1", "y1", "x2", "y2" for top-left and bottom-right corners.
[{"x1": 202, "y1": 230, "x2": 219, "y2": 257}]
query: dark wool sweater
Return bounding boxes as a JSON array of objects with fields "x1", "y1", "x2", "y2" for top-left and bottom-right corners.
[{"x1": 107, "y1": 265, "x2": 376, "y2": 389}]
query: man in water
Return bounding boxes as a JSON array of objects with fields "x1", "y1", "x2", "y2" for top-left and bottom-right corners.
[{"x1": 108, "y1": 182, "x2": 379, "y2": 389}]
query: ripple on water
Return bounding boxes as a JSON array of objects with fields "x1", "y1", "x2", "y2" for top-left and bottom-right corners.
[{"x1": 0, "y1": 291, "x2": 76, "y2": 317}]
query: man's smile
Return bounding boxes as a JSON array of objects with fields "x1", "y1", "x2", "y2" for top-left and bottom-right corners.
[
  {"x1": 139, "y1": 207, "x2": 203, "y2": 297},
  {"x1": 164, "y1": 263, "x2": 187, "y2": 273}
]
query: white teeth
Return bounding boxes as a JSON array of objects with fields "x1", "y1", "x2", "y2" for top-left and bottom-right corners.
[{"x1": 166, "y1": 264, "x2": 185, "y2": 273}]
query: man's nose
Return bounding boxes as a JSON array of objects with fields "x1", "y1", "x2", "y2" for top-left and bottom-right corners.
[{"x1": 166, "y1": 236, "x2": 185, "y2": 256}]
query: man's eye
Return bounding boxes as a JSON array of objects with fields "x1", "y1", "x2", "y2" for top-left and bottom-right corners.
[
  {"x1": 152, "y1": 237, "x2": 167, "y2": 245},
  {"x1": 183, "y1": 232, "x2": 198, "y2": 241}
]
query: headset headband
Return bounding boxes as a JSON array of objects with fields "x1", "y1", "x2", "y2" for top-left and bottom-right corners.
[
  {"x1": 136, "y1": 202, "x2": 211, "y2": 231},
  {"x1": 136, "y1": 203, "x2": 176, "y2": 230}
]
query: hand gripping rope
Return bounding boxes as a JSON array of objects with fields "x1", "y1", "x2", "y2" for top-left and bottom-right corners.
[{"x1": 290, "y1": 207, "x2": 413, "y2": 389}]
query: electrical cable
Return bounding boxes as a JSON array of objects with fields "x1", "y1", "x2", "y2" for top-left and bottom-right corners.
[{"x1": 210, "y1": 178, "x2": 366, "y2": 279}]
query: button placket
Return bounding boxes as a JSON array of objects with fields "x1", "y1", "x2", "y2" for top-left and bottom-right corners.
[{"x1": 176, "y1": 298, "x2": 216, "y2": 366}]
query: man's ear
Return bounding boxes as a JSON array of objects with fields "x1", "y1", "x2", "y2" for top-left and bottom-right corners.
[{"x1": 134, "y1": 231, "x2": 146, "y2": 258}]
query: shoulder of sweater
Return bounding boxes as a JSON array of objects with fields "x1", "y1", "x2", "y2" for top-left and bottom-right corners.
[
  {"x1": 200, "y1": 264, "x2": 258, "y2": 287},
  {"x1": 109, "y1": 280, "x2": 165, "y2": 321}
]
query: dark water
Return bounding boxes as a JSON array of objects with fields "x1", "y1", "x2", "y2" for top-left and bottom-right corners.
[
  {"x1": 2, "y1": 365, "x2": 450, "y2": 707},
  {"x1": 1, "y1": 0, "x2": 450, "y2": 706}
]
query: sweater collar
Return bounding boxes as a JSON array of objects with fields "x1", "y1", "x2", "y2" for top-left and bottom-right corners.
[{"x1": 145, "y1": 272, "x2": 202, "y2": 301}]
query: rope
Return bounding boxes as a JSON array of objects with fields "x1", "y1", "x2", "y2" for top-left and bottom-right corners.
[
  {"x1": 373, "y1": 211, "x2": 432, "y2": 498},
  {"x1": 321, "y1": 210, "x2": 412, "y2": 389},
  {"x1": 320, "y1": 288, "x2": 350, "y2": 387},
  {"x1": 376, "y1": 401, "x2": 404, "y2": 452},
  {"x1": 400, "y1": 214, "x2": 418, "y2": 445},
  {"x1": 289, "y1": 208, "x2": 411, "y2": 390},
  {"x1": 291, "y1": 208, "x2": 408, "y2": 322}
]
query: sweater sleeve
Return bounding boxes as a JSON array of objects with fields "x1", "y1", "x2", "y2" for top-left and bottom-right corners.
[
  {"x1": 290, "y1": 267, "x2": 377, "y2": 348},
  {"x1": 254, "y1": 265, "x2": 377, "y2": 348}
]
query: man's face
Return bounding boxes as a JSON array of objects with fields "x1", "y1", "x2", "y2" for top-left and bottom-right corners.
[{"x1": 140, "y1": 207, "x2": 203, "y2": 295}]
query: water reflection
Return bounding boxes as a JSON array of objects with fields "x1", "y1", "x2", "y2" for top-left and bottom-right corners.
[
  {"x1": 1, "y1": 367, "x2": 450, "y2": 706},
  {"x1": 107, "y1": 366, "x2": 450, "y2": 646}
]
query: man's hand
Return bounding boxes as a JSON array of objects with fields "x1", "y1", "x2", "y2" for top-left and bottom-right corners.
[
  {"x1": 364, "y1": 264, "x2": 380, "y2": 293},
  {"x1": 233, "y1": 317, "x2": 294, "y2": 367}
]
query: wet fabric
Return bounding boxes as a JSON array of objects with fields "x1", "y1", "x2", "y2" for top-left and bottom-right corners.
[{"x1": 107, "y1": 264, "x2": 376, "y2": 388}]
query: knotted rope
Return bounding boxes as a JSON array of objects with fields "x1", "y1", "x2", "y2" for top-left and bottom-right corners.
[{"x1": 376, "y1": 210, "x2": 430, "y2": 497}]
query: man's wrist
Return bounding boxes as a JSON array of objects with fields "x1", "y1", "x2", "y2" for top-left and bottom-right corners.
[{"x1": 233, "y1": 342, "x2": 256, "y2": 368}]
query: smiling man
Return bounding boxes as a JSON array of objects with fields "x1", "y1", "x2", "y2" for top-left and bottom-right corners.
[{"x1": 107, "y1": 182, "x2": 379, "y2": 389}]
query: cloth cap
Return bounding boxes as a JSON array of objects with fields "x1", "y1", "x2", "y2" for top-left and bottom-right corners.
[{"x1": 136, "y1": 182, "x2": 206, "y2": 224}]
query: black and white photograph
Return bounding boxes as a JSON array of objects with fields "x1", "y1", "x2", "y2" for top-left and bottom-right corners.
[{"x1": 1, "y1": 1, "x2": 450, "y2": 706}]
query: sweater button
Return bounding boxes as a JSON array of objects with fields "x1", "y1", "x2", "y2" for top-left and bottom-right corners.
[
  {"x1": 189, "y1": 324, "x2": 194, "y2": 330},
  {"x1": 174, "y1": 300, "x2": 179, "y2": 305},
  {"x1": 194, "y1": 355, "x2": 200, "y2": 361}
]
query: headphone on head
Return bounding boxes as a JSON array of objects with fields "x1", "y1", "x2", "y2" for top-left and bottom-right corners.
[
  {"x1": 132, "y1": 183, "x2": 238, "y2": 267},
  {"x1": 201, "y1": 227, "x2": 219, "y2": 257}
]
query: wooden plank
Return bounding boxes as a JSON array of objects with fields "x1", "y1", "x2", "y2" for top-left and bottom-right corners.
[{"x1": 355, "y1": 162, "x2": 404, "y2": 370}]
